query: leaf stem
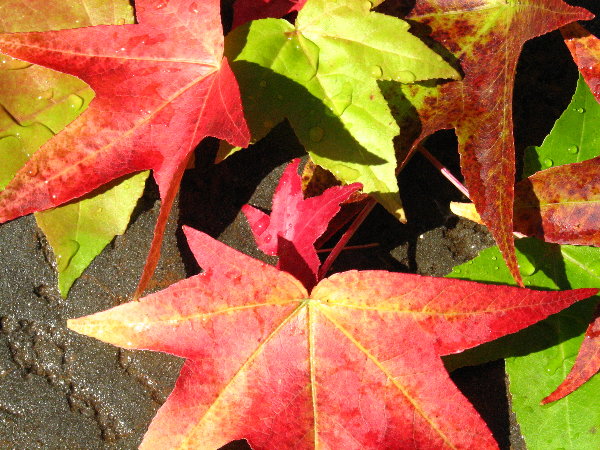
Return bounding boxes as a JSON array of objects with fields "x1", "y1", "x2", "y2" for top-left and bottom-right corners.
[
  {"x1": 418, "y1": 146, "x2": 470, "y2": 198},
  {"x1": 318, "y1": 198, "x2": 377, "y2": 280},
  {"x1": 317, "y1": 242, "x2": 380, "y2": 253}
]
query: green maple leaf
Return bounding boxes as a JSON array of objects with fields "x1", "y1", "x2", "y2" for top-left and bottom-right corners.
[
  {"x1": 523, "y1": 74, "x2": 600, "y2": 177},
  {"x1": 0, "y1": 0, "x2": 148, "y2": 297},
  {"x1": 222, "y1": 0, "x2": 458, "y2": 220}
]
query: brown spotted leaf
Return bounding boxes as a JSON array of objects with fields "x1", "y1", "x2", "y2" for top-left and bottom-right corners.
[
  {"x1": 381, "y1": 0, "x2": 593, "y2": 286},
  {"x1": 561, "y1": 22, "x2": 600, "y2": 102},
  {"x1": 514, "y1": 156, "x2": 600, "y2": 247}
]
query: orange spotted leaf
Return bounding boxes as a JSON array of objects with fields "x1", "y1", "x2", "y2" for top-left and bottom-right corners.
[
  {"x1": 0, "y1": 0, "x2": 250, "y2": 297},
  {"x1": 67, "y1": 226, "x2": 597, "y2": 449}
]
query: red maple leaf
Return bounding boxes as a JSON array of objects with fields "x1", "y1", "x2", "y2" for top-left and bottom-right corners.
[
  {"x1": 381, "y1": 0, "x2": 592, "y2": 287},
  {"x1": 232, "y1": 0, "x2": 308, "y2": 28},
  {"x1": 242, "y1": 159, "x2": 361, "y2": 289},
  {"x1": 68, "y1": 225, "x2": 597, "y2": 449},
  {"x1": 0, "y1": 0, "x2": 250, "y2": 297}
]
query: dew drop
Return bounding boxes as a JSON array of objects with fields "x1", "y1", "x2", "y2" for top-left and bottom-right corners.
[
  {"x1": 494, "y1": 266, "x2": 499, "y2": 270},
  {"x1": 370, "y1": 65, "x2": 383, "y2": 78},
  {"x1": 67, "y1": 94, "x2": 85, "y2": 111},
  {"x1": 394, "y1": 70, "x2": 416, "y2": 83},
  {"x1": 40, "y1": 88, "x2": 54, "y2": 100},
  {"x1": 0, "y1": 56, "x2": 32, "y2": 70},
  {"x1": 156, "y1": 2, "x2": 167, "y2": 9},
  {"x1": 543, "y1": 158, "x2": 553, "y2": 167},
  {"x1": 27, "y1": 165, "x2": 38, "y2": 177},
  {"x1": 51, "y1": 194, "x2": 57, "y2": 200},
  {"x1": 575, "y1": 107, "x2": 585, "y2": 113},
  {"x1": 454, "y1": 268, "x2": 461, "y2": 274},
  {"x1": 491, "y1": 255, "x2": 497, "y2": 261},
  {"x1": 544, "y1": 355, "x2": 563, "y2": 376},
  {"x1": 567, "y1": 145, "x2": 579, "y2": 154},
  {"x1": 518, "y1": 259, "x2": 536, "y2": 277},
  {"x1": 96, "y1": 207, "x2": 104, "y2": 214},
  {"x1": 259, "y1": 80, "x2": 267, "y2": 88},
  {"x1": 309, "y1": 126, "x2": 324, "y2": 142}
]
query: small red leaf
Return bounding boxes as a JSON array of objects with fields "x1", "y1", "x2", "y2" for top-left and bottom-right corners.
[
  {"x1": 0, "y1": 0, "x2": 250, "y2": 296},
  {"x1": 243, "y1": 159, "x2": 361, "y2": 289},
  {"x1": 562, "y1": 22, "x2": 600, "y2": 102},
  {"x1": 68, "y1": 226, "x2": 597, "y2": 449}
]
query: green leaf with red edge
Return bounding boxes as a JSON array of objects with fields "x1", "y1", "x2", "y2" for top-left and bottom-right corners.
[
  {"x1": 380, "y1": 0, "x2": 593, "y2": 286},
  {"x1": 67, "y1": 226, "x2": 596, "y2": 449},
  {"x1": 561, "y1": 22, "x2": 600, "y2": 102},
  {"x1": 242, "y1": 158, "x2": 361, "y2": 289},
  {"x1": 0, "y1": 0, "x2": 250, "y2": 298}
]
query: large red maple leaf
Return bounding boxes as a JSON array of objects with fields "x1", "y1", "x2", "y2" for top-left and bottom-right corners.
[
  {"x1": 68, "y1": 226, "x2": 596, "y2": 449},
  {"x1": 0, "y1": 0, "x2": 250, "y2": 297},
  {"x1": 381, "y1": 0, "x2": 592, "y2": 287}
]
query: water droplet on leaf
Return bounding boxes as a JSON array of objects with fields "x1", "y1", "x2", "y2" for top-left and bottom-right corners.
[
  {"x1": 27, "y1": 164, "x2": 38, "y2": 177},
  {"x1": 259, "y1": 80, "x2": 267, "y2": 88},
  {"x1": 394, "y1": 71, "x2": 416, "y2": 83},
  {"x1": 67, "y1": 94, "x2": 85, "y2": 111},
  {"x1": 567, "y1": 145, "x2": 579, "y2": 154},
  {"x1": 518, "y1": 258, "x2": 536, "y2": 277},
  {"x1": 491, "y1": 256, "x2": 497, "y2": 261},
  {"x1": 0, "y1": 56, "x2": 32, "y2": 70},
  {"x1": 40, "y1": 88, "x2": 54, "y2": 100},
  {"x1": 574, "y1": 107, "x2": 585, "y2": 113},
  {"x1": 543, "y1": 158, "x2": 553, "y2": 167},
  {"x1": 370, "y1": 65, "x2": 383, "y2": 78},
  {"x1": 309, "y1": 126, "x2": 324, "y2": 142}
]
